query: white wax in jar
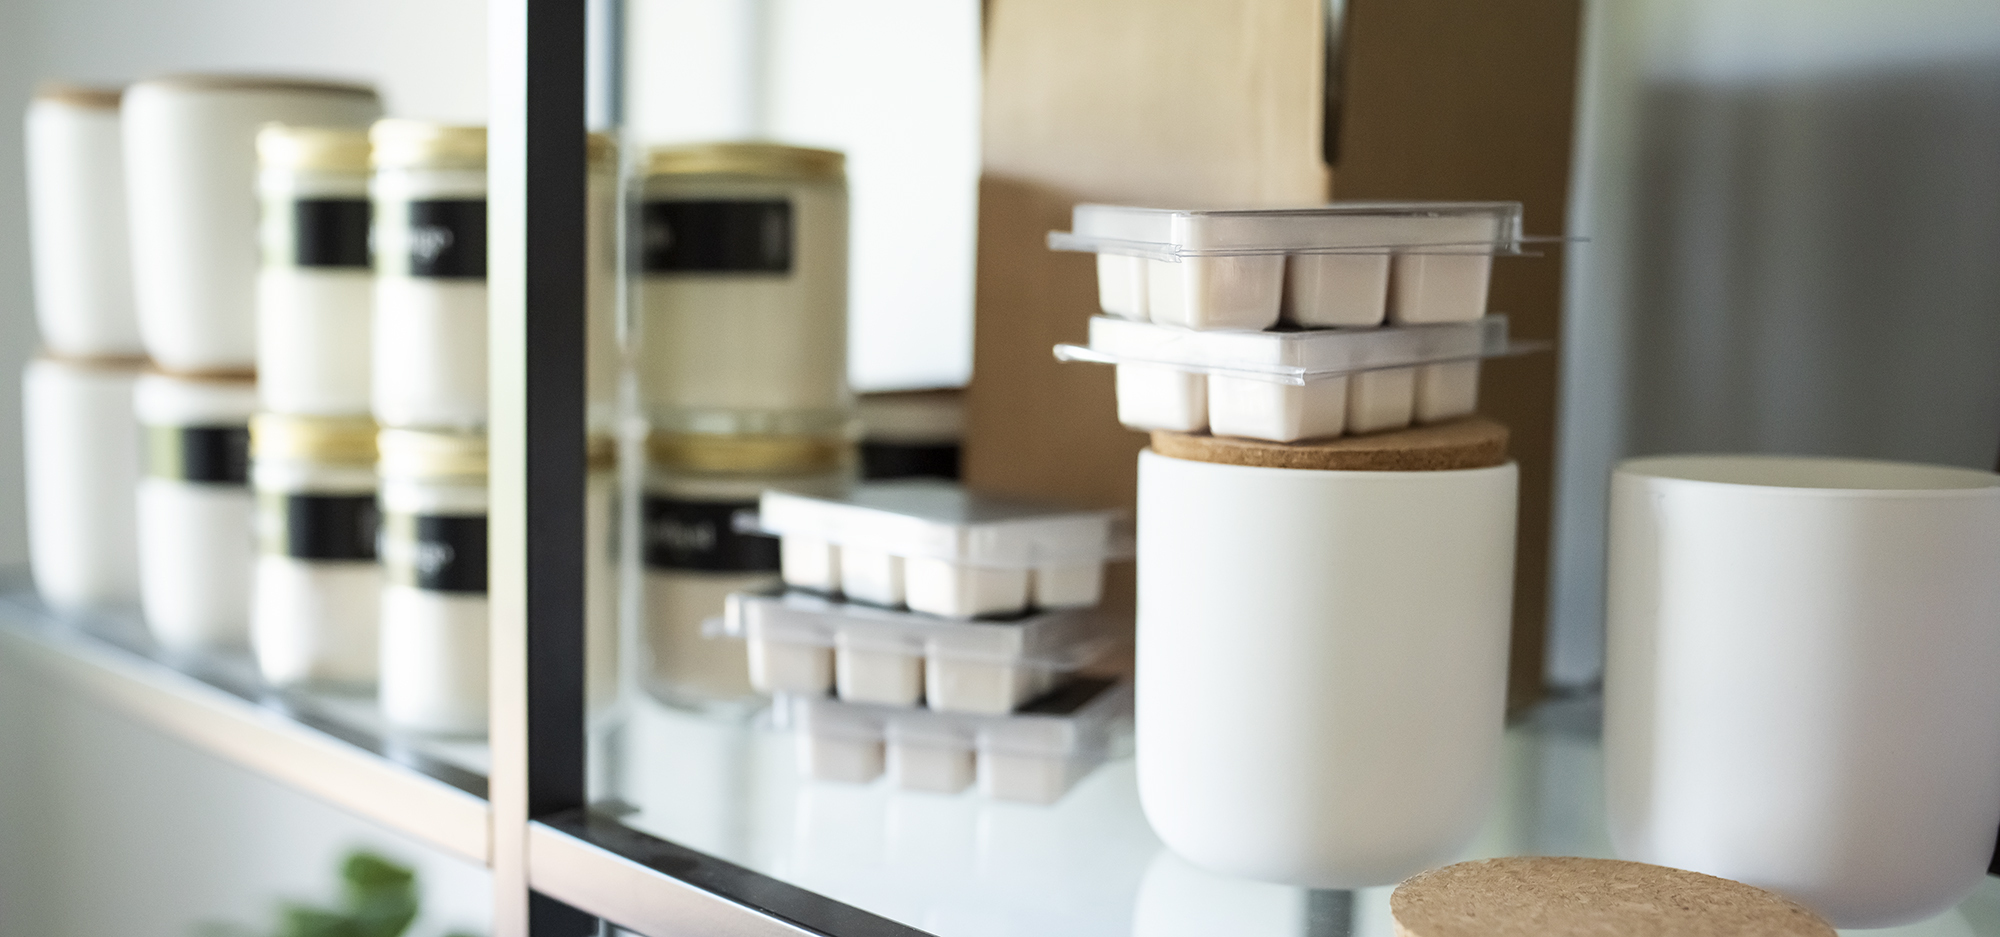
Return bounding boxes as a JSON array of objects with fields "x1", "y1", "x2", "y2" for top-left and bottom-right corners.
[
  {"x1": 372, "y1": 166, "x2": 487, "y2": 430},
  {"x1": 379, "y1": 585, "x2": 489, "y2": 735},
  {"x1": 138, "y1": 478, "x2": 255, "y2": 650}
]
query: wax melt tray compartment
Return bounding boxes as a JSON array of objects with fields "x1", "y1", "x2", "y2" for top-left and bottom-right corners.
[
  {"x1": 777, "y1": 677, "x2": 1132, "y2": 804},
  {"x1": 723, "y1": 588, "x2": 1116, "y2": 715}
]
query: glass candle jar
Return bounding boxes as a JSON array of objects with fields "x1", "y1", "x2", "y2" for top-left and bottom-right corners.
[
  {"x1": 256, "y1": 125, "x2": 373, "y2": 416},
  {"x1": 133, "y1": 370, "x2": 258, "y2": 651},
  {"x1": 250, "y1": 413, "x2": 380, "y2": 687},
  {"x1": 376, "y1": 428, "x2": 489, "y2": 735}
]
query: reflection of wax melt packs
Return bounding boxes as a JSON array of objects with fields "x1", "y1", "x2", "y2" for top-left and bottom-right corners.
[
  {"x1": 133, "y1": 371, "x2": 257, "y2": 651},
  {"x1": 250, "y1": 414, "x2": 380, "y2": 688},
  {"x1": 759, "y1": 480, "x2": 1119, "y2": 621},
  {"x1": 783, "y1": 677, "x2": 1131, "y2": 804},
  {"x1": 376, "y1": 428, "x2": 488, "y2": 736},
  {"x1": 255, "y1": 125, "x2": 374, "y2": 416},
  {"x1": 722, "y1": 588, "x2": 1115, "y2": 715}
]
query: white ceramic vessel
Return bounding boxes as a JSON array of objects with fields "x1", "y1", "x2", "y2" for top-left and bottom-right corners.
[
  {"x1": 25, "y1": 85, "x2": 141, "y2": 357},
  {"x1": 22, "y1": 357, "x2": 144, "y2": 609}
]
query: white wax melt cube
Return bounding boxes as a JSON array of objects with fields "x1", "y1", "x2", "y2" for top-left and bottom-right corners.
[
  {"x1": 1388, "y1": 253, "x2": 1493, "y2": 324},
  {"x1": 1030, "y1": 562, "x2": 1104, "y2": 610},
  {"x1": 978, "y1": 750, "x2": 1073, "y2": 805},
  {"x1": 1116, "y1": 363, "x2": 1207, "y2": 433},
  {"x1": 926, "y1": 658, "x2": 1041, "y2": 715},
  {"x1": 1146, "y1": 255, "x2": 1284, "y2": 330},
  {"x1": 839, "y1": 547, "x2": 905, "y2": 607},
  {"x1": 748, "y1": 635, "x2": 833, "y2": 695},
  {"x1": 1095, "y1": 254, "x2": 1149, "y2": 319},
  {"x1": 904, "y1": 558, "x2": 1031, "y2": 619},
  {"x1": 835, "y1": 631, "x2": 924, "y2": 706},
  {"x1": 799, "y1": 730, "x2": 884, "y2": 783},
  {"x1": 1415, "y1": 360, "x2": 1480, "y2": 423},
  {"x1": 1207, "y1": 374, "x2": 1349, "y2": 443},
  {"x1": 888, "y1": 740, "x2": 975, "y2": 794},
  {"x1": 1346, "y1": 367, "x2": 1416, "y2": 434},
  {"x1": 1281, "y1": 253, "x2": 1390, "y2": 327},
  {"x1": 780, "y1": 536, "x2": 840, "y2": 593}
]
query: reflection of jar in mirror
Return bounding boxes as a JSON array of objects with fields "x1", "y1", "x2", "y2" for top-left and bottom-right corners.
[
  {"x1": 585, "y1": 133, "x2": 620, "y2": 435},
  {"x1": 641, "y1": 434, "x2": 850, "y2": 712},
  {"x1": 256, "y1": 125, "x2": 373, "y2": 416},
  {"x1": 377, "y1": 428, "x2": 489, "y2": 736},
  {"x1": 634, "y1": 143, "x2": 852, "y2": 442},
  {"x1": 134, "y1": 370, "x2": 258, "y2": 652},
  {"x1": 369, "y1": 120, "x2": 488, "y2": 431},
  {"x1": 585, "y1": 434, "x2": 620, "y2": 715},
  {"x1": 250, "y1": 414, "x2": 380, "y2": 688}
]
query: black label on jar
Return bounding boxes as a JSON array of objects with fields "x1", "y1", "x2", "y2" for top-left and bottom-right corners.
[
  {"x1": 382, "y1": 512, "x2": 488, "y2": 593},
  {"x1": 146, "y1": 425, "x2": 250, "y2": 484},
  {"x1": 642, "y1": 496, "x2": 778, "y2": 572},
  {"x1": 259, "y1": 492, "x2": 379, "y2": 561},
  {"x1": 639, "y1": 200, "x2": 792, "y2": 274},
  {"x1": 293, "y1": 198, "x2": 372, "y2": 268},
  {"x1": 406, "y1": 199, "x2": 488, "y2": 279}
]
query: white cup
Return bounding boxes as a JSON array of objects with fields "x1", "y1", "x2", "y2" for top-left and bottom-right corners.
[
  {"x1": 1605, "y1": 454, "x2": 2000, "y2": 929},
  {"x1": 1135, "y1": 449, "x2": 1517, "y2": 887}
]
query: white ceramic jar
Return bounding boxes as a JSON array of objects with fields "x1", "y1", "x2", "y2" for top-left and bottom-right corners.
[
  {"x1": 24, "y1": 84, "x2": 142, "y2": 357},
  {"x1": 256, "y1": 125, "x2": 374, "y2": 415},
  {"x1": 22, "y1": 356, "x2": 144, "y2": 610},
  {"x1": 250, "y1": 414, "x2": 380, "y2": 687},
  {"x1": 122, "y1": 75, "x2": 380, "y2": 372},
  {"x1": 1134, "y1": 447, "x2": 1517, "y2": 888},
  {"x1": 370, "y1": 120, "x2": 488, "y2": 430},
  {"x1": 377, "y1": 429, "x2": 489, "y2": 734},
  {"x1": 133, "y1": 371, "x2": 258, "y2": 651},
  {"x1": 1604, "y1": 455, "x2": 2000, "y2": 929}
]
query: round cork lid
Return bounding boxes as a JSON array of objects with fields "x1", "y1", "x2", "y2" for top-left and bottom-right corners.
[
  {"x1": 1151, "y1": 417, "x2": 1509, "y2": 472},
  {"x1": 1391, "y1": 857, "x2": 1835, "y2": 937}
]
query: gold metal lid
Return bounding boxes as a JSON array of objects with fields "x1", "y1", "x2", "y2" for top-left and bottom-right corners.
[
  {"x1": 251, "y1": 413, "x2": 378, "y2": 464},
  {"x1": 133, "y1": 73, "x2": 377, "y2": 98},
  {"x1": 588, "y1": 132, "x2": 616, "y2": 170},
  {"x1": 258, "y1": 124, "x2": 371, "y2": 174},
  {"x1": 647, "y1": 433, "x2": 851, "y2": 475},
  {"x1": 378, "y1": 428, "x2": 488, "y2": 479},
  {"x1": 644, "y1": 142, "x2": 844, "y2": 181},
  {"x1": 34, "y1": 82, "x2": 122, "y2": 109},
  {"x1": 371, "y1": 119, "x2": 487, "y2": 171},
  {"x1": 588, "y1": 433, "x2": 618, "y2": 471}
]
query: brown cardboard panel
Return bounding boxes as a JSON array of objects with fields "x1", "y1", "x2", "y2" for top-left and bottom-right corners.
[{"x1": 1333, "y1": 0, "x2": 1582, "y2": 712}]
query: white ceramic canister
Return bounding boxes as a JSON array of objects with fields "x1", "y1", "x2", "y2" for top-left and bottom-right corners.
[
  {"x1": 22, "y1": 355, "x2": 145, "y2": 610},
  {"x1": 377, "y1": 428, "x2": 489, "y2": 734},
  {"x1": 133, "y1": 370, "x2": 259, "y2": 650},
  {"x1": 641, "y1": 434, "x2": 850, "y2": 710},
  {"x1": 256, "y1": 125, "x2": 374, "y2": 415},
  {"x1": 635, "y1": 143, "x2": 852, "y2": 441},
  {"x1": 1135, "y1": 442, "x2": 1517, "y2": 888},
  {"x1": 250, "y1": 414, "x2": 380, "y2": 687},
  {"x1": 1604, "y1": 455, "x2": 2000, "y2": 929},
  {"x1": 24, "y1": 84, "x2": 142, "y2": 357},
  {"x1": 122, "y1": 75, "x2": 381, "y2": 372},
  {"x1": 370, "y1": 120, "x2": 488, "y2": 430}
]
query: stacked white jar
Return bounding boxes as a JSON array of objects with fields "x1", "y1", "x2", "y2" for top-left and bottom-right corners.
[
  {"x1": 251, "y1": 415, "x2": 380, "y2": 687},
  {"x1": 370, "y1": 120, "x2": 488, "y2": 431},
  {"x1": 122, "y1": 75, "x2": 381, "y2": 373},
  {"x1": 377, "y1": 429, "x2": 489, "y2": 735},
  {"x1": 133, "y1": 371, "x2": 259, "y2": 651},
  {"x1": 256, "y1": 125, "x2": 374, "y2": 415},
  {"x1": 25, "y1": 83, "x2": 141, "y2": 358}
]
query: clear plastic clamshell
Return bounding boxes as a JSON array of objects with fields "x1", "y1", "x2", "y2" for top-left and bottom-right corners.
[{"x1": 757, "y1": 480, "x2": 1120, "y2": 569}]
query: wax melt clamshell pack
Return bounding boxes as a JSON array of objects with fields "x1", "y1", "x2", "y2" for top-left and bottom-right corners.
[
  {"x1": 1058, "y1": 315, "x2": 1542, "y2": 442},
  {"x1": 722, "y1": 588, "x2": 1118, "y2": 714},
  {"x1": 777, "y1": 677, "x2": 1132, "y2": 804},
  {"x1": 1048, "y1": 202, "x2": 1530, "y2": 330},
  {"x1": 756, "y1": 480, "x2": 1124, "y2": 619}
]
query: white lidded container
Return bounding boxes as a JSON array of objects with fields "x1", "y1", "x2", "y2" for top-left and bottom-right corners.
[
  {"x1": 721, "y1": 588, "x2": 1112, "y2": 714},
  {"x1": 759, "y1": 480, "x2": 1119, "y2": 620},
  {"x1": 370, "y1": 120, "x2": 487, "y2": 430},
  {"x1": 24, "y1": 84, "x2": 142, "y2": 357},
  {"x1": 22, "y1": 355, "x2": 145, "y2": 610},
  {"x1": 1135, "y1": 439, "x2": 1517, "y2": 888},
  {"x1": 122, "y1": 75, "x2": 381, "y2": 372},
  {"x1": 1604, "y1": 455, "x2": 2000, "y2": 929},
  {"x1": 1050, "y1": 202, "x2": 1523, "y2": 331},
  {"x1": 250, "y1": 414, "x2": 380, "y2": 687},
  {"x1": 642, "y1": 434, "x2": 852, "y2": 710},
  {"x1": 377, "y1": 428, "x2": 488, "y2": 735},
  {"x1": 256, "y1": 125, "x2": 373, "y2": 415},
  {"x1": 635, "y1": 143, "x2": 852, "y2": 441},
  {"x1": 133, "y1": 370, "x2": 258, "y2": 651},
  {"x1": 1059, "y1": 315, "x2": 1514, "y2": 443},
  {"x1": 785, "y1": 677, "x2": 1131, "y2": 803}
]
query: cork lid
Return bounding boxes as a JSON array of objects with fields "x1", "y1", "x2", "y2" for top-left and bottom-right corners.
[
  {"x1": 1151, "y1": 417, "x2": 1509, "y2": 472},
  {"x1": 132, "y1": 73, "x2": 377, "y2": 98},
  {"x1": 258, "y1": 124, "x2": 371, "y2": 174},
  {"x1": 251, "y1": 413, "x2": 378, "y2": 464},
  {"x1": 644, "y1": 142, "x2": 844, "y2": 181},
  {"x1": 1391, "y1": 857, "x2": 1835, "y2": 937},
  {"x1": 371, "y1": 118, "x2": 487, "y2": 171},
  {"x1": 587, "y1": 131, "x2": 617, "y2": 170},
  {"x1": 34, "y1": 82, "x2": 122, "y2": 109}
]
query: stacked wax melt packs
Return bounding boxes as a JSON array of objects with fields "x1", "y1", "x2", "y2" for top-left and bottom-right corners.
[
  {"x1": 782, "y1": 677, "x2": 1131, "y2": 804},
  {"x1": 1049, "y1": 202, "x2": 1529, "y2": 443}
]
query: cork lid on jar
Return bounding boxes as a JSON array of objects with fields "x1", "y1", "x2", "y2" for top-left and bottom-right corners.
[
  {"x1": 1151, "y1": 416, "x2": 1509, "y2": 472},
  {"x1": 251, "y1": 413, "x2": 379, "y2": 465},
  {"x1": 371, "y1": 119, "x2": 487, "y2": 171},
  {"x1": 258, "y1": 124, "x2": 371, "y2": 174},
  {"x1": 33, "y1": 82, "x2": 122, "y2": 109},
  {"x1": 644, "y1": 142, "x2": 844, "y2": 181},
  {"x1": 1390, "y1": 857, "x2": 1835, "y2": 937},
  {"x1": 132, "y1": 73, "x2": 377, "y2": 98}
]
